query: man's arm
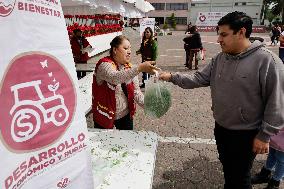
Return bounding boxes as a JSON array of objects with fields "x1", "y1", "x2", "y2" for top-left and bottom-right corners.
[
  {"x1": 164, "y1": 57, "x2": 215, "y2": 89},
  {"x1": 253, "y1": 54, "x2": 284, "y2": 154},
  {"x1": 196, "y1": 33, "x2": 203, "y2": 49},
  {"x1": 152, "y1": 41, "x2": 158, "y2": 61},
  {"x1": 259, "y1": 56, "x2": 284, "y2": 141}
]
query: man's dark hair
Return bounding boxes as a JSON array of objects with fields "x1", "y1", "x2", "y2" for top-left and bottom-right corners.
[{"x1": 217, "y1": 11, "x2": 253, "y2": 38}]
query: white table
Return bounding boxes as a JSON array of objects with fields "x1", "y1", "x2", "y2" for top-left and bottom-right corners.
[
  {"x1": 88, "y1": 129, "x2": 158, "y2": 189},
  {"x1": 76, "y1": 63, "x2": 96, "y2": 72},
  {"x1": 78, "y1": 73, "x2": 93, "y2": 115},
  {"x1": 79, "y1": 73, "x2": 158, "y2": 189}
]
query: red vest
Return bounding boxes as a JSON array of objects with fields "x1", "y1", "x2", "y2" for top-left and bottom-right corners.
[
  {"x1": 92, "y1": 56, "x2": 136, "y2": 129},
  {"x1": 70, "y1": 36, "x2": 90, "y2": 63}
]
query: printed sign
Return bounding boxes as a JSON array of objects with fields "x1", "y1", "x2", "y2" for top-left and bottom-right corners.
[
  {"x1": 195, "y1": 12, "x2": 228, "y2": 26},
  {"x1": 0, "y1": 0, "x2": 94, "y2": 188},
  {"x1": 139, "y1": 17, "x2": 155, "y2": 40}
]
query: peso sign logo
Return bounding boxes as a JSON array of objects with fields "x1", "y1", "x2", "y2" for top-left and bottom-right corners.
[
  {"x1": 0, "y1": 0, "x2": 16, "y2": 17},
  {"x1": 0, "y1": 52, "x2": 76, "y2": 151}
]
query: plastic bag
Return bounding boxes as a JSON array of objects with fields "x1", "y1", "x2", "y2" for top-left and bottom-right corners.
[
  {"x1": 144, "y1": 73, "x2": 171, "y2": 118},
  {"x1": 196, "y1": 50, "x2": 202, "y2": 61}
]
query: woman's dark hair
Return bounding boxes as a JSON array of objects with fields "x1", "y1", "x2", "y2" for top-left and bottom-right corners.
[
  {"x1": 109, "y1": 35, "x2": 129, "y2": 57},
  {"x1": 142, "y1": 27, "x2": 154, "y2": 42},
  {"x1": 189, "y1": 25, "x2": 197, "y2": 33},
  {"x1": 73, "y1": 29, "x2": 82, "y2": 34},
  {"x1": 217, "y1": 11, "x2": 253, "y2": 38}
]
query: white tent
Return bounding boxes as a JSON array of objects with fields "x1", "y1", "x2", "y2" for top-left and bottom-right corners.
[
  {"x1": 61, "y1": 0, "x2": 154, "y2": 18},
  {"x1": 134, "y1": 0, "x2": 154, "y2": 13}
]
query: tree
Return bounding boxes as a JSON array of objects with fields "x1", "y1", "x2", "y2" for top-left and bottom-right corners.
[
  {"x1": 163, "y1": 21, "x2": 168, "y2": 29},
  {"x1": 270, "y1": 0, "x2": 284, "y2": 24},
  {"x1": 262, "y1": 0, "x2": 284, "y2": 24},
  {"x1": 169, "y1": 13, "x2": 177, "y2": 29}
]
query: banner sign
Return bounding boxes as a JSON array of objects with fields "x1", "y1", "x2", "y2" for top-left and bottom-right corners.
[
  {"x1": 0, "y1": 0, "x2": 94, "y2": 189},
  {"x1": 139, "y1": 18, "x2": 155, "y2": 39},
  {"x1": 196, "y1": 12, "x2": 228, "y2": 26},
  {"x1": 197, "y1": 26, "x2": 266, "y2": 33}
]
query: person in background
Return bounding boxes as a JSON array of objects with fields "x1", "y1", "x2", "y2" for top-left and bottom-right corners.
[
  {"x1": 183, "y1": 31, "x2": 191, "y2": 68},
  {"x1": 137, "y1": 27, "x2": 158, "y2": 88},
  {"x1": 70, "y1": 28, "x2": 92, "y2": 79},
  {"x1": 92, "y1": 35, "x2": 159, "y2": 130},
  {"x1": 183, "y1": 25, "x2": 203, "y2": 70},
  {"x1": 279, "y1": 29, "x2": 284, "y2": 63},
  {"x1": 119, "y1": 19, "x2": 125, "y2": 30},
  {"x1": 185, "y1": 22, "x2": 192, "y2": 34},
  {"x1": 251, "y1": 128, "x2": 284, "y2": 189},
  {"x1": 275, "y1": 25, "x2": 281, "y2": 45},
  {"x1": 270, "y1": 26, "x2": 280, "y2": 46},
  {"x1": 159, "y1": 11, "x2": 284, "y2": 189}
]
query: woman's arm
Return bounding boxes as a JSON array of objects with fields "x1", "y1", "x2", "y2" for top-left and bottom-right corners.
[
  {"x1": 133, "y1": 76, "x2": 144, "y2": 107},
  {"x1": 152, "y1": 41, "x2": 158, "y2": 61},
  {"x1": 97, "y1": 62, "x2": 139, "y2": 86},
  {"x1": 96, "y1": 61, "x2": 158, "y2": 86}
]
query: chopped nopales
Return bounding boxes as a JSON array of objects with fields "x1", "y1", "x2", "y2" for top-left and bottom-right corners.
[{"x1": 144, "y1": 80, "x2": 171, "y2": 118}]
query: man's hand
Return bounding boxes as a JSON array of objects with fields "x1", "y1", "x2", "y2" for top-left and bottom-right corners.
[
  {"x1": 159, "y1": 72, "x2": 172, "y2": 81},
  {"x1": 253, "y1": 138, "x2": 269, "y2": 154}
]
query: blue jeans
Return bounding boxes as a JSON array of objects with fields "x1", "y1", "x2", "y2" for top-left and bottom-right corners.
[
  {"x1": 279, "y1": 48, "x2": 284, "y2": 63},
  {"x1": 265, "y1": 147, "x2": 284, "y2": 181},
  {"x1": 142, "y1": 72, "x2": 149, "y2": 84}
]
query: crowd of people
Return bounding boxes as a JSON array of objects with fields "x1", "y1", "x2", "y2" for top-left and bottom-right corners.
[
  {"x1": 270, "y1": 25, "x2": 282, "y2": 46},
  {"x1": 68, "y1": 11, "x2": 284, "y2": 189}
]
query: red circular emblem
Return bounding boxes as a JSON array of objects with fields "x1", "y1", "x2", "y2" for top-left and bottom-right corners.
[
  {"x1": 0, "y1": 52, "x2": 76, "y2": 151},
  {"x1": 199, "y1": 15, "x2": 206, "y2": 22},
  {"x1": 0, "y1": 0, "x2": 16, "y2": 17}
]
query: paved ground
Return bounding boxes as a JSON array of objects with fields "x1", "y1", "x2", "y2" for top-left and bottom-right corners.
[{"x1": 87, "y1": 28, "x2": 283, "y2": 189}]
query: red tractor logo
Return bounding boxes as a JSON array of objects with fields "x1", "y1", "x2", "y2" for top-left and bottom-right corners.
[
  {"x1": 0, "y1": 52, "x2": 76, "y2": 151},
  {"x1": 0, "y1": 0, "x2": 16, "y2": 17}
]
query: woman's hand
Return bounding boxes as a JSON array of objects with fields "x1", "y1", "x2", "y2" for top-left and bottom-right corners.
[
  {"x1": 138, "y1": 61, "x2": 160, "y2": 74},
  {"x1": 142, "y1": 61, "x2": 156, "y2": 65},
  {"x1": 159, "y1": 72, "x2": 172, "y2": 81}
]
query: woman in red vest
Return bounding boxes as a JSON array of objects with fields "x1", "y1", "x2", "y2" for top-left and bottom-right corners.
[
  {"x1": 92, "y1": 35, "x2": 158, "y2": 130},
  {"x1": 70, "y1": 29, "x2": 92, "y2": 79}
]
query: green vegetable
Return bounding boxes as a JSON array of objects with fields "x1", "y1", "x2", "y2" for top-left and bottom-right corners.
[{"x1": 144, "y1": 82, "x2": 171, "y2": 118}]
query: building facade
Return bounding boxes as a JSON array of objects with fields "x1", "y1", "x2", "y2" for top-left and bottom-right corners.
[{"x1": 147, "y1": 0, "x2": 263, "y2": 30}]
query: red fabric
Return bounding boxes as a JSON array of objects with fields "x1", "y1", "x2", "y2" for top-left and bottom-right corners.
[
  {"x1": 126, "y1": 81, "x2": 136, "y2": 117},
  {"x1": 270, "y1": 128, "x2": 284, "y2": 152},
  {"x1": 70, "y1": 36, "x2": 90, "y2": 63},
  {"x1": 92, "y1": 56, "x2": 136, "y2": 129}
]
